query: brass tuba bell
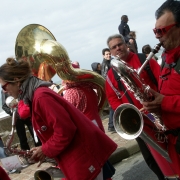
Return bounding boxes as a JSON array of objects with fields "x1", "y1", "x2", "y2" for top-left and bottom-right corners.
[{"x1": 15, "y1": 24, "x2": 107, "y2": 114}]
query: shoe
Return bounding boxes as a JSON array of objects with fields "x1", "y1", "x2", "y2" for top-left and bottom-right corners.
[{"x1": 108, "y1": 127, "x2": 116, "y2": 133}]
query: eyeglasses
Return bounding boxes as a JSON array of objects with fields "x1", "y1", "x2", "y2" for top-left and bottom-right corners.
[
  {"x1": 1, "y1": 82, "x2": 10, "y2": 91},
  {"x1": 110, "y1": 43, "x2": 124, "y2": 50},
  {"x1": 153, "y1": 23, "x2": 177, "y2": 36}
]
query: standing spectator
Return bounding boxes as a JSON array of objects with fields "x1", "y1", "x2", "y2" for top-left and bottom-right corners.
[
  {"x1": 101, "y1": 48, "x2": 111, "y2": 79},
  {"x1": 105, "y1": 34, "x2": 166, "y2": 180},
  {"x1": 101, "y1": 48, "x2": 115, "y2": 132},
  {"x1": 1, "y1": 90, "x2": 41, "y2": 150},
  {"x1": 91, "y1": 62, "x2": 101, "y2": 75},
  {"x1": 118, "y1": 15, "x2": 130, "y2": 43},
  {"x1": 142, "y1": 0, "x2": 180, "y2": 177},
  {"x1": 129, "y1": 31, "x2": 138, "y2": 53}
]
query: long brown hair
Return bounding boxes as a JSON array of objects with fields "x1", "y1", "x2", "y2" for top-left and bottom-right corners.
[{"x1": 0, "y1": 57, "x2": 32, "y2": 83}]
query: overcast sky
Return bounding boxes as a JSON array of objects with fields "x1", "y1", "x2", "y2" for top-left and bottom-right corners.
[{"x1": 0, "y1": 0, "x2": 165, "y2": 82}]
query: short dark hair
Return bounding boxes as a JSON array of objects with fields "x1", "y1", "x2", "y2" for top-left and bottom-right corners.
[
  {"x1": 142, "y1": 44, "x2": 152, "y2": 54},
  {"x1": 121, "y1": 15, "x2": 128, "y2": 21},
  {"x1": 102, "y1": 48, "x2": 110, "y2": 55},
  {"x1": 155, "y1": 0, "x2": 180, "y2": 26}
]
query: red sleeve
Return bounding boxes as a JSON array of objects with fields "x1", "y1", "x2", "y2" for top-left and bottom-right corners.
[
  {"x1": 34, "y1": 95, "x2": 77, "y2": 158},
  {"x1": 0, "y1": 166, "x2": 10, "y2": 180},
  {"x1": 161, "y1": 95, "x2": 180, "y2": 113},
  {"x1": 149, "y1": 59, "x2": 161, "y2": 85}
]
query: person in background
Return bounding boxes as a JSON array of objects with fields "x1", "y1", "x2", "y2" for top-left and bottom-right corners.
[
  {"x1": 0, "y1": 57, "x2": 117, "y2": 180},
  {"x1": 142, "y1": 44, "x2": 158, "y2": 61},
  {"x1": 63, "y1": 62, "x2": 116, "y2": 180},
  {"x1": 105, "y1": 34, "x2": 165, "y2": 180},
  {"x1": 1, "y1": 90, "x2": 41, "y2": 151},
  {"x1": 91, "y1": 62, "x2": 101, "y2": 75},
  {"x1": 142, "y1": 0, "x2": 180, "y2": 177},
  {"x1": 128, "y1": 31, "x2": 138, "y2": 53},
  {"x1": 101, "y1": 48, "x2": 115, "y2": 133},
  {"x1": 72, "y1": 61, "x2": 80, "y2": 68},
  {"x1": 101, "y1": 48, "x2": 111, "y2": 79},
  {"x1": 118, "y1": 15, "x2": 130, "y2": 43}
]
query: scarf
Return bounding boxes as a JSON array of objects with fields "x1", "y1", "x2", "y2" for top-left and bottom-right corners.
[{"x1": 18, "y1": 76, "x2": 52, "y2": 119}]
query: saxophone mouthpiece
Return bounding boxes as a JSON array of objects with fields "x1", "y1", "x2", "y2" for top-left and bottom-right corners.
[{"x1": 152, "y1": 43, "x2": 162, "y2": 54}]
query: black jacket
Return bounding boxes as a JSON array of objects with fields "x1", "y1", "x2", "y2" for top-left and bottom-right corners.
[
  {"x1": 91, "y1": 62, "x2": 101, "y2": 75},
  {"x1": 101, "y1": 59, "x2": 111, "y2": 79},
  {"x1": 118, "y1": 21, "x2": 130, "y2": 43}
]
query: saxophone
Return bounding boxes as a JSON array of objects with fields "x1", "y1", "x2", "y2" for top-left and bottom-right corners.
[{"x1": 111, "y1": 43, "x2": 171, "y2": 162}]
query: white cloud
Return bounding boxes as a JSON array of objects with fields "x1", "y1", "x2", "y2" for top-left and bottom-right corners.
[{"x1": 0, "y1": 0, "x2": 165, "y2": 82}]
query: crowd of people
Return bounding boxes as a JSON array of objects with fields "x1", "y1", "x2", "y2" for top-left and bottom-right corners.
[{"x1": 0, "y1": 0, "x2": 180, "y2": 179}]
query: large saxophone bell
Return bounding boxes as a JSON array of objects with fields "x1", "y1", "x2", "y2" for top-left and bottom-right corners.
[
  {"x1": 113, "y1": 103, "x2": 144, "y2": 140},
  {"x1": 34, "y1": 170, "x2": 53, "y2": 180}
]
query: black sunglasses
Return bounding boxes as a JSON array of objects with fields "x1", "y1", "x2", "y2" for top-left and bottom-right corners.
[{"x1": 1, "y1": 82, "x2": 10, "y2": 91}]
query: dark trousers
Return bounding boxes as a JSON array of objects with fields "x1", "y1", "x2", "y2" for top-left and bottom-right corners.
[
  {"x1": 136, "y1": 137, "x2": 164, "y2": 180},
  {"x1": 108, "y1": 107, "x2": 114, "y2": 128},
  {"x1": 15, "y1": 118, "x2": 41, "y2": 150}
]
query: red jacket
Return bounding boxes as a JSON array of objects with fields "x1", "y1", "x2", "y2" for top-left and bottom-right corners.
[
  {"x1": 159, "y1": 47, "x2": 180, "y2": 130},
  {"x1": 158, "y1": 46, "x2": 180, "y2": 176},
  {"x1": 0, "y1": 166, "x2": 10, "y2": 180},
  {"x1": 106, "y1": 52, "x2": 160, "y2": 111},
  {"x1": 32, "y1": 87, "x2": 117, "y2": 180}
]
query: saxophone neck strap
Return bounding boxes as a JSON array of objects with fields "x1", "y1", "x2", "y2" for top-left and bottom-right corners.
[{"x1": 112, "y1": 69, "x2": 134, "y2": 105}]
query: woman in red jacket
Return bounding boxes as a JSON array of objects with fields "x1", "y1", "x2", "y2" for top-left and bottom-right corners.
[{"x1": 0, "y1": 57, "x2": 117, "y2": 180}]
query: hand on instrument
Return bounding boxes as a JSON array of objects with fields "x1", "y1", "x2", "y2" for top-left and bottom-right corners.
[
  {"x1": 141, "y1": 88, "x2": 164, "y2": 114},
  {"x1": 30, "y1": 146, "x2": 46, "y2": 167}
]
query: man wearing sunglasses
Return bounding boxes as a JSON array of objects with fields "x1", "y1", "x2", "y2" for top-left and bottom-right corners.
[{"x1": 142, "y1": 0, "x2": 180, "y2": 178}]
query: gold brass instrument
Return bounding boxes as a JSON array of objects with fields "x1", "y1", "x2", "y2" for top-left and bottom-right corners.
[
  {"x1": 15, "y1": 24, "x2": 107, "y2": 114},
  {"x1": 111, "y1": 43, "x2": 171, "y2": 162}
]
